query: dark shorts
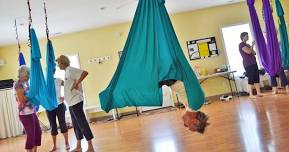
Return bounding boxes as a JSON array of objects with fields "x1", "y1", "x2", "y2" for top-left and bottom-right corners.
[
  {"x1": 46, "y1": 103, "x2": 68, "y2": 136},
  {"x1": 270, "y1": 67, "x2": 289, "y2": 87},
  {"x1": 244, "y1": 64, "x2": 260, "y2": 85}
]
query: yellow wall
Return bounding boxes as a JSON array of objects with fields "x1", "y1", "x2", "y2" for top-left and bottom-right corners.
[{"x1": 0, "y1": 1, "x2": 289, "y2": 112}]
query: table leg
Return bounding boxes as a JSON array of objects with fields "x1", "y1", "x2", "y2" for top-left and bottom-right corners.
[
  {"x1": 232, "y1": 72, "x2": 239, "y2": 97},
  {"x1": 136, "y1": 107, "x2": 139, "y2": 116},
  {"x1": 228, "y1": 74, "x2": 234, "y2": 96}
]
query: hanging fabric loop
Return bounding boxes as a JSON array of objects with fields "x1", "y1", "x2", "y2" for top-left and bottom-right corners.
[
  {"x1": 14, "y1": 19, "x2": 26, "y2": 66},
  {"x1": 275, "y1": 0, "x2": 289, "y2": 68},
  {"x1": 25, "y1": 0, "x2": 58, "y2": 110},
  {"x1": 99, "y1": 0, "x2": 205, "y2": 113}
]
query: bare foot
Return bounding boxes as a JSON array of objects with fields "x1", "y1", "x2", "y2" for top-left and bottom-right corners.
[
  {"x1": 272, "y1": 91, "x2": 278, "y2": 95},
  {"x1": 70, "y1": 147, "x2": 82, "y2": 152},
  {"x1": 257, "y1": 93, "x2": 264, "y2": 97},
  {"x1": 286, "y1": 86, "x2": 289, "y2": 94},
  {"x1": 49, "y1": 147, "x2": 56, "y2": 152},
  {"x1": 249, "y1": 95, "x2": 256, "y2": 99},
  {"x1": 86, "y1": 148, "x2": 95, "y2": 152}
]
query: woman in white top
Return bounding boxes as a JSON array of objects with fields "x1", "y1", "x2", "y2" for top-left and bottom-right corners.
[{"x1": 56, "y1": 55, "x2": 94, "y2": 152}]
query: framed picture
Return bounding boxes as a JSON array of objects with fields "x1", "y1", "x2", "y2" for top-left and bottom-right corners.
[{"x1": 187, "y1": 37, "x2": 219, "y2": 60}]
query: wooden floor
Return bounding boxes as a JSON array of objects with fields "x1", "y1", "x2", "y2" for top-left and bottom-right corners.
[{"x1": 1, "y1": 93, "x2": 289, "y2": 152}]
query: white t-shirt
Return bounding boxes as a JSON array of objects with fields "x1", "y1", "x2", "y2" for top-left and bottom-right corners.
[
  {"x1": 64, "y1": 66, "x2": 84, "y2": 107},
  {"x1": 55, "y1": 78, "x2": 64, "y2": 105}
]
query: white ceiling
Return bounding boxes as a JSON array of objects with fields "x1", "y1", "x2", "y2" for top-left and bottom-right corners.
[{"x1": 0, "y1": 0, "x2": 244, "y2": 47}]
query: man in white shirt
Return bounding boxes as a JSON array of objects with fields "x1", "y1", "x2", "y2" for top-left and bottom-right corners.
[{"x1": 56, "y1": 55, "x2": 94, "y2": 152}]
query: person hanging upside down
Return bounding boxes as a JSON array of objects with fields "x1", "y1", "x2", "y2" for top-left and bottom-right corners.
[{"x1": 159, "y1": 79, "x2": 209, "y2": 133}]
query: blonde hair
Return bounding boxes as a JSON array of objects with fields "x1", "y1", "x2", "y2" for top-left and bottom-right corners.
[
  {"x1": 56, "y1": 55, "x2": 70, "y2": 67},
  {"x1": 18, "y1": 65, "x2": 30, "y2": 78}
]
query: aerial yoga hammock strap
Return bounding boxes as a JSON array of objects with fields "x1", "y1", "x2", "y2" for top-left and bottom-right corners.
[
  {"x1": 14, "y1": 19, "x2": 26, "y2": 66},
  {"x1": 262, "y1": 0, "x2": 282, "y2": 75},
  {"x1": 275, "y1": 0, "x2": 289, "y2": 69},
  {"x1": 26, "y1": 0, "x2": 58, "y2": 111},
  {"x1": 99, "y1": 0, "x2": 205, "y2": 113}
]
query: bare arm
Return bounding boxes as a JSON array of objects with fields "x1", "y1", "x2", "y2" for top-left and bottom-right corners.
[
  {"x1": 76, "y1": 71, "x2": 88, "y2": 86},
  {"x1": 242, "y1": 41, "x2": 256, "y2": 55},
  {"x1": 15, "y1": 88, "x2": 27, "y2": 103},
  {"x1": 71, "y1": 70, "x2": 88, "y2": 91},
  {"x1": 242, "y1": 46, "x2": 256, "y2": 55}
]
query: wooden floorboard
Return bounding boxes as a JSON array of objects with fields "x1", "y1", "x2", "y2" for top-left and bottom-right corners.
[{"x1": 1, "y1": 93, "x2": 289, "y2": 152}]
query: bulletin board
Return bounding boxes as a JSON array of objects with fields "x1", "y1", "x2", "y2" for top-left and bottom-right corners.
[{"x1": 187, "y1": 37, "x2": 219, "y2": 60}]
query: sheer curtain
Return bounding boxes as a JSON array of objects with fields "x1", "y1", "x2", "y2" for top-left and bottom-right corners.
[{"x1": 0, "y1": 89, "x2": 23, "y2": 139}]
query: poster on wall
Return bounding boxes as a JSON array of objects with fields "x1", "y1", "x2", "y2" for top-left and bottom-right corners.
[{"x1": 187, "y1": 37, "x2": 219, "y2": 60}]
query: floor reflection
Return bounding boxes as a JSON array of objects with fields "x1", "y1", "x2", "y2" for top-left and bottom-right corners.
[
  {"x1": 266, "y1": 111, "x2": 276, "y2": 152},
  {"x1": 153, "y1": 137, "x2": 177, "y2": 152},
  {"x1": 239, "y1": 102, "x2": 264, "y2": 152}
]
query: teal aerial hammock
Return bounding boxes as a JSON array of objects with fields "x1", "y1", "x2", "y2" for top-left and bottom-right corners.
[
  {"x1": 26, "y1": 0, "x2": 58, "y2": 111},
  {"x1": 275, "y1": 0, "x2": 289, "y2": 69},
  {"x1": 99, "y1": 0, "x2": 205, "y2": 113},
  {"x1": 44, "y1": 2, "x2": 58, "y2": 109},
  {"x1": 28, "y1": 28, "x2": 58, "y2": 111}
]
